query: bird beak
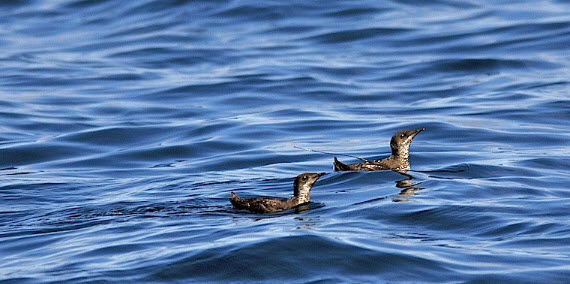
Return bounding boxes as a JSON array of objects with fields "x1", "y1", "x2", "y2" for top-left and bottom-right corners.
[
  {"x1": 317, "y1": 172, "x2": 326, "y2": 177},
  {"x1": 412, "y1": 128, "x2": 426, "y2": 136}
]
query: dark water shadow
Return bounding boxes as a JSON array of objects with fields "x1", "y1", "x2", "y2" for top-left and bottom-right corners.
[{"x1": 345, "y1": 171, "x2": 426, "y2": 205}]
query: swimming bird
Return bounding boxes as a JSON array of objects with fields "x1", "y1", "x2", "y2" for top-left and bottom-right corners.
[
  {"x1": 333, "y1": 128, "x2": 425, "y2": 172},
  {"x1": 230, "y1": 172, "x2": 325, "y2": 213}
]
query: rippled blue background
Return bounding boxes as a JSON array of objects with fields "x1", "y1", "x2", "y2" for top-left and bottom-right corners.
[{"x1": 1, "y1": 0, "x2": 569, "y2": 283}]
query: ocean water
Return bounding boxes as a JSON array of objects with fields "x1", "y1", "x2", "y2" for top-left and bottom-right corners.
[{"x1": 1, "y1": 0, "x2": 569, "y2": 283}]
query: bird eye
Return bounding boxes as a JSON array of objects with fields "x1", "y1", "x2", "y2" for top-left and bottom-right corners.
[
  {"x1": 302, "y1": 176, "x2": 307, "y2": 180},
  {"x1": 400, "y1": 134, "x2": 405, "y2": 138}
]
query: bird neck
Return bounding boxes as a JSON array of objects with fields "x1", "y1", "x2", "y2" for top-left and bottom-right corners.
[
  {"x1": 391, "y1": 145, "x2": 410, "y2": 160},
  {"x1": 292, "y1": 190, "x2": 310, "y2": 205}
]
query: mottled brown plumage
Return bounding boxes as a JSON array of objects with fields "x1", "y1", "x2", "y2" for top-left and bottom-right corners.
[
  {"x1": 230, "y1": 172, "x2": 325, "y2": 213},
  {"x1": 333, "y1": 128, "x2": 425, "y2": 173}
]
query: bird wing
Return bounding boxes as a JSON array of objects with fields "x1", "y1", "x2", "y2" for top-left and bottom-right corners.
[
  {"x1": 334, "y1": 156, "x2": 390, "y2": 171},
  {"x1": 231, "y1": 193, "x2": 292, "y2": 213},
  {"x1": 247, "y1": 198, "x2": 291, "y2": 213}
]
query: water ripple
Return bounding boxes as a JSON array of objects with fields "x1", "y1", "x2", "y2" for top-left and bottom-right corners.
[{"x1": 1, "y1": 0, "x2": 569, "y2": 282}]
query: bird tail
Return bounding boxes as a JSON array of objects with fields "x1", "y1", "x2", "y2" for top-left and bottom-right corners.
[
  {"x1": 230, "y1": 192, "x2": 246, "y2": 209},
  {"x1": 333, "y1": 156, "x2": 351, "y2": 171},
  {"x1": 230, "y1": 191, "x2": 240, "y2": 202}
]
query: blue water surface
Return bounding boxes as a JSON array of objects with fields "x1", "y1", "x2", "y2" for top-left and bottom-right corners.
[{"x1": 1, "y1": 0, "x2": 569, "y2": 283}]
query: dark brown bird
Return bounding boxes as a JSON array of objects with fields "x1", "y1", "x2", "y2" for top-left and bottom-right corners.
[
  {"x1": 230, "y1": 172, "x2": 325, "y2": 213},
  {"x1": 333, "y1": 128, "x2": 425, "y2": 172}
]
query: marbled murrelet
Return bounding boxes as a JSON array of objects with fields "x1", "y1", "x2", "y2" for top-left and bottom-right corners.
[
  {"x1": 230, "y1": 172, "x2": 325, "y2": 213},
  {"x1": 333, "y1": 128, "x2": 425, "y2": 173}
]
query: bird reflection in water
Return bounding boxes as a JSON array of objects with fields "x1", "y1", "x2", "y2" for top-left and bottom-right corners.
[{"x1": 393, "y1": 173, "x2": 424, "y2": 202}]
